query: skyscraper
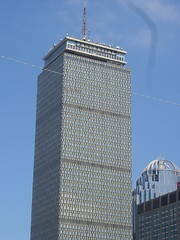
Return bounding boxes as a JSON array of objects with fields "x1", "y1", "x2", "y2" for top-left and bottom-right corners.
[{"x1": 30, "y1": 36, "x2": 132, "y2": 240}]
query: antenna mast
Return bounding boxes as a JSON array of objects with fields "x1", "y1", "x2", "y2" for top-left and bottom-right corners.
[{"x1": 82, "y1": 0, "x2": 87, "y2": 40}]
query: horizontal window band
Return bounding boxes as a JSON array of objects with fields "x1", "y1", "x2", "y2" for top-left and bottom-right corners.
[
  {"x1": 61, "y1": 217, "x2": 132, "y2": 230},
  {"x1": 63, "y1": 103, "x2": 131, "y2": 120},
  {"x1": 62, "y1": 158, "x2": 131, "y2": 174}
]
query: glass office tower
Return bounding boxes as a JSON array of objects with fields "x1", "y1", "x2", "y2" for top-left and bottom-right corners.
[
  {"x1": 136, "y1": 159, "x2": 180, "y2": 204},
  {"x1": 30, "y1": 36, "x2": 132, "y2": 240},
  {"x1": 133, "y1": 159, "x2": 180, "y2": 239}
]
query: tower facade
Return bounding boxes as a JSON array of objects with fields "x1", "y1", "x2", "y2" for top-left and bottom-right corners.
[{"x1": 30, "y1": 36, "x2": 132, "y2": 240}]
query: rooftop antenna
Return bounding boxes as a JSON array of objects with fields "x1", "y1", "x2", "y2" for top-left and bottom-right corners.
[
  {"x1": 82, "y1": 0, "x2": 87, "y2": 40},
  {"x1": 88, "y1": 28, "x2": 91, "y2": 40}
]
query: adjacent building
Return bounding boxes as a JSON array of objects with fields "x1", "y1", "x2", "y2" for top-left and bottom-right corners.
[
  {"x1": 136, "y1": 159, "x2": 180, "y2": 204},
  {"x1": 136, "y1": 189, "x2": 180, "y2": 240},
  {"x1": 133, "y1": 158, "x2": 180, "y2": 240},
  {"x1": 30, "y1": 36, "x2": 132, "y2": 240}
]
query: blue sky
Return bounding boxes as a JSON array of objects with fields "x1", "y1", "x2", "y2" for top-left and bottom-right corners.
[{"x1": 0, "y1": 0, "x2": 180, "y2": 239}]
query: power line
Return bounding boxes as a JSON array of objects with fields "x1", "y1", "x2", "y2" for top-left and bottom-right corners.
[
  {"x1": 133, "y1": 92, "x2": 180, "y2": 107},
  {"x1": 1, "y1": 55, "x2": 180, "y2": 107},
  {"x1": 0, "y1": 55, "x2": 63, "y2": 75}
]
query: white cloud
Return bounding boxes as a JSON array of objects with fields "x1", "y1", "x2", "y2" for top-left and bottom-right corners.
[
  {"x1": 139, "y1": 0, "x2": 180, "y2": 22},
  {"x1": 118, "y1": 0, "x2": 180, "y2": 23}
]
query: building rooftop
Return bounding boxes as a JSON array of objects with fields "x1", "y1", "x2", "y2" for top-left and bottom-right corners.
[
  {"x1": 143, "y1": 158, "x2": 180, "y2": 175},
  {"x1": 135, "y1": 158, "x2": 180, "y2": 204},
  {"x1": 43, "y1": 36, "x2": 127, "y2": 67}
]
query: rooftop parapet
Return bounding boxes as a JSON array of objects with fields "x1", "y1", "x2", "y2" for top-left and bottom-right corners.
[{"x1": 43, "y1": 36, "x2": 127, "y2": 67}]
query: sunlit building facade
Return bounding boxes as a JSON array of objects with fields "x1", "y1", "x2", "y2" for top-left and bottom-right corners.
[{"x1": 30, "y1": 36, "x2": 132, "y2": 240}]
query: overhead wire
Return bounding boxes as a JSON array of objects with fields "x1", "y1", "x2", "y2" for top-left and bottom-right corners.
[
  {"x1": 1, "y1": 54, "x2": 180, "y2": 107},
  {"x1": 0, "y1": 55, "x2": 63, "y2": 75},
  {"x1": 133, "y1": 92, "x2": 180, "y2": 107}
]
